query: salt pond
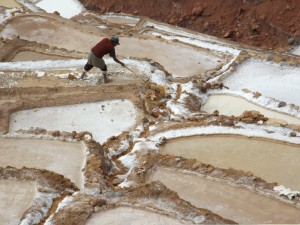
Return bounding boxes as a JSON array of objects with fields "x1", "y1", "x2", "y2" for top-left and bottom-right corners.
[
  {"x1": 202, "y1": 94, "x2": 300, "y2": 125},
  {"x1": 0, "y1": 16, "x2": 98, "y2": 53},
  {"x1": 0, "y1": 16, "x2": 223, "y2": 78},
  {"x1": 100, "y1": 14, "x2": 139, "y2": 26},
  {"x1": 9, "y1": 100, "x2": 137, "y2": 144},
  {"x1": 161, "y1": 135, "x2": 300, "y2": 190},
  {"x1": 120, "y1": 38, "x2": 222, "y2": 78},
  {"x1": 292, "y1": 46, "x2": 300, "y2": 56},
  {"x1": 223, "y1": 59, "x2": 300, "y2": 106},
  {"x1": 0, "y1": 180, "x2": 36, "y2": 225},
  {"x1": 0, "y1": 137, "x2": 84, "y2": 187},
  {"x1": 149, "y1": 167, "x2": 300, "y2": 224},
  {"x1": 86, "y1": 206, "x2": 191, "y2": 225},
  {"x1": 0, "y1": 0, "x2": 22, "y2": 8},
  {"x1": 36, "y1": 0, "x2": 84, "y2": 19}
]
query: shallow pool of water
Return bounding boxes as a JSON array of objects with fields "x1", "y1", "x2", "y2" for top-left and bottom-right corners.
[
  {"x1": 121, "y1": 38, "x2": 222, "y2": 78},
  {"x1": 149, "y1": 168, "x2": 300, "y2": 224},
  {"x1": 202, "y1": 94, "x2": 300, "y2": 125},
  {"x1": 161, "y1": 135, "x2": 300, "y2": 190},
  {"x1": 0, "y1": 0, "x2": 22, "y2": 8},
  {"x1": 0, "y1": 180, "x2": 36, "y2": 225},
  {"x1": 0, "y1": 16, "x2": 99, "y2": 53},
  {"x1": 0, "y1": 137, "x2": 84, "y2": 187},
  {"x1": 292, "y1": 46, "x2": 300, "y2": 56},
  {"x1": 86, "y1": 206, "x2": 191, "y2": 225},
  {"x1": 100, "y1": 15, "x2": 139, "y2": 26}
]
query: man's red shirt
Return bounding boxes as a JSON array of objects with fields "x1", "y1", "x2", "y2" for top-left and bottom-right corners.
[{"x1": 91, "y1": 38, "x2": 116, "y2": 58}]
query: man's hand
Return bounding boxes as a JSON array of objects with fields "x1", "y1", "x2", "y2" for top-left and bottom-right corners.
[{"x1": 113, "y1": 56, "x2": 126, "y2": 67}]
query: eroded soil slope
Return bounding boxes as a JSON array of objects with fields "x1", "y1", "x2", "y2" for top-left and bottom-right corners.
[{"x1": 80, "y1": 0, "x2": 300, "y2": 50}]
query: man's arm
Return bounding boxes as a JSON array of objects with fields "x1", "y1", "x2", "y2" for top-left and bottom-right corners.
[{"x1": 112, "y1": 55, "x2": 125, "y2": 67}]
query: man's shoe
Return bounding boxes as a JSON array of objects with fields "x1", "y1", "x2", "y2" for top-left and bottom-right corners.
[
  {"x1": 103, "y1": 74, "x2": 112, "y2": 83},
  {"x1": 104, "y1": 78, "x2": 112, "y2": 83},
  {"x1": 80, "y1": 72, "x2": 86, "y2": 79}
]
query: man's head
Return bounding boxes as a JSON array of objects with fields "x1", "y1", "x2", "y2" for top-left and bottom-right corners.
[{"x1": 111, "y1": 36, "x2": 120, "y2": 46}]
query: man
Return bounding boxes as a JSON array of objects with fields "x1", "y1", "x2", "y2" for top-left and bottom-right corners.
[{"x1": 80, "y1": 36, "x2": 125, "y2": 83}]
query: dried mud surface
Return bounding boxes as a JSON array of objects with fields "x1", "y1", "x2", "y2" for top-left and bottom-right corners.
[{"x1": 80, "y1": 0, "x2": 300, "y2": 50}]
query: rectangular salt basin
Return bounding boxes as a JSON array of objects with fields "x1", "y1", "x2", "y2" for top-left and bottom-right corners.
[
  {"x1": 100, "y1": 15, "x2": 139, "y2": 26},
  {"x1": 120, "y1": 38, "x2": 222, "y2": 78},
  {"x1": 149, "y1": 168, "x2": 300, "y2": 224},
  {"x1": 36, "y1": 0, "x2": 83, "y2": 19},
  {"x1": 9, "y1": 100, "x2": 137, "y2": 144},
  {"x1": 223, "y1": 59, "x2": 300, "y2": 106},
  {"x1": 86, "y1": 206, "x2": 192, "y2": 225},
  {"x1": 292, "y1": 46, "x2": 300, "y2": 56},
  {"x1": 161, "y1": 135, "x2": 300, "y2": 191},
  {"x1": 0, "y1": 180, "x2": 36, "y2": 225},
  {"x1": 202, "y1": 94, "x2": 300, "y2": 125},
  {"x1": 0, "y1": 137, "x2": 84, "y2": 188},
  {"x1": 0, "y1": 16, "x2": 98, "y2": 53},
  {"x1": 0, "y1": 0, "x2": 22, "y2": 8}
]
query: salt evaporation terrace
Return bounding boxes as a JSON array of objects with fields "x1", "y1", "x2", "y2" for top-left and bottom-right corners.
[
  {"x1": 293, "y1": 46, "x2": 300, "y2": 56},
  {"x1": 0, "y1": 137, "x2": 84, "y2": 187},
  {"x1": 9, "y1": 100, "x2": 137, "y2": 144},
  {"x1": 0, "y1": 180, "x2": 36, "y2": 225},
  {"x1": 202, "y1": 94, "x2": 300, "y2": 125},
  {"x1": 149, "y1": 167, "x2": 300, "y2": 224},
  {"x1": 36, "y1": 0, "x2": 84, "y2": 19},
  {"x1": 0, "y1": 0, "x2": 22, "y2": 8},
  {"x1": 86, "y1": 207, "x2": 191, "y2": 225},
  {"x1": 1, "y1": 2, "x2": 300, "y2": 224},
  {"x1": 222, "y1": 59, "x2": 300, "y2": 106},
  {"x1": 100, "y1": 14, "x2": 140, "y2": 26},
  {"x1": 0, "y1": 15, "x2": 225, "y2": 78},
  {"x1": 160, "y1": 135, "x2": 300, "y2": 190}
]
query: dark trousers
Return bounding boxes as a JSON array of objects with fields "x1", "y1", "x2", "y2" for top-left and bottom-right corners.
[{"x1": 84, "y1": 63, "x2": 107, "y2": 72}]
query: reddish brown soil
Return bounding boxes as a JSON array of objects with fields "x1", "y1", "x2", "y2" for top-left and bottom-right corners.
[{"x1": 80, "y1": 0, "x2": 300, "y2": 50}]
